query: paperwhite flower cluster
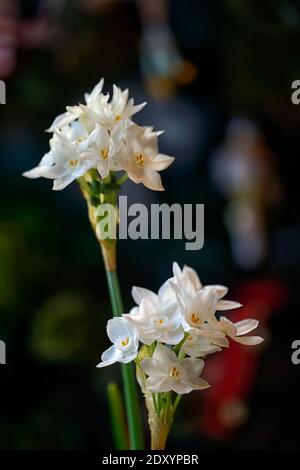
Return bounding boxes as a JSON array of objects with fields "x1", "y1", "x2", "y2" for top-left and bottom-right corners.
[
  {"x1": 23, "y1": 79, "x2": 174, "y2": 191},
  {"x1": 97, "y1": 262, "x2": 263, "y2": 395}
]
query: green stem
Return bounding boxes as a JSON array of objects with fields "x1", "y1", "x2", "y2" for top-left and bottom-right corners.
[
  {"x1": 172, "y1": 394, "x2": 182, "y2": 417},
  {"x1": 117, "y1": 172, "x2": 128, "y2": 186},
  {"x1": 107, "y1": 382, "x2": 128, "y2": 450},
  {"x1": 106, "y1": 269, "x2": 144, "y2": 450}
]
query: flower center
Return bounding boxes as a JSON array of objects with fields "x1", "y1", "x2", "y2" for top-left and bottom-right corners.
[
  {"x1": 191, "y1": 312, "x2": 201, "y2": 325},
  {"x1": 100, "y1": 148, "x2": 109, "y2": 160},
  {"x1": 115, "y1": 114, "x2": 121, "y2": 122},
  {"x1": 135, "y1": 153, "x2": 145, "y2": 166},
  {"x1": 121, "y1": 337, "x2": 129, "y2": 347},
  {"x1": 169, "y1": 366, "x2": 181, "y2": 379},
  {"x1": 154, "y1": 319, "x2": 164, "y2": 326},
  {"x1": 68, "y1": 159, "x2": 79, "y2": 167}
]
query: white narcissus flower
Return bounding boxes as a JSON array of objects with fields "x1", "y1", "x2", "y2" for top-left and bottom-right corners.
[
  {"x1": 82, "y1": 123, "x2": 124, "y2": 178},
  {"x1": 24, "y1": 79, "x2": 174, "y2": 191},
  {"x1": 125, "y1": 288, "x2": 184, "y2": 346},
  {"x1": 80, "y1": 84, "x2": 146, "y2": 131},
  {"x1": 97, "y1": 317, "x2": 139, "y2": 368},
  {"x1": 174, "y1": 287, "x2": 225, "y2": 340},
  {"x1": 216, "y1": 317, "x2": 264, "y2": 345},
  {"x1": 168, "y1": 262, "x2": 242, "y2": 311},
  {"x1": 181, "y1": 335, "x2": 223, "y2": 358},
  {"x1": 23, "y1": 127, "x2": 95, "y2": 190},
  {"x1": 118, "y1": 124, "x2": 174, "y2": 191},
  {"x1": 140, "y1": 343, "x2": 209, "y2": 394}
]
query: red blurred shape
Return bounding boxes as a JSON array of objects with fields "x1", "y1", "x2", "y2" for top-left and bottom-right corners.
[{"x1": 200, "y1": 278, "x2": 288, "y2": 440}]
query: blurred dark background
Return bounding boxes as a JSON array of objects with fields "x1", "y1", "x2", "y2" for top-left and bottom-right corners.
[{"x1": 0, "y1": 0, "x2": 299, "y2": 450}]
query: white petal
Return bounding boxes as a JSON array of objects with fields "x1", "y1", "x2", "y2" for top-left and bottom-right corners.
[
  {"x1": 107, "y1": 317, "x2": 134, "y2": 343},
  {"x1": 235, "y1": 319, "x2": 259, "y2": 336},
  {"x1": 233, "y1": 336, "x2": 264, "y2": 345},
  {"x1": 23, "y1": 166, "x2": 44, "y2": 179},
  {"x1": 153, "y1": 343, "x2": 177, "y2": 368},
  {"x1": 146, "y1": 376, "x2": 172, "y2": 393},
  {"x1": 121, "y1": 349, "x2": 138, "y2": 363},
  {"x1": 172, "y1": 262, "x2": 182, "y2": 280},
  {"x1": 182, "y1": 337, "x2": 221, "y2": 357},
  {"x1": 211, "y1": 336, "x2": 229, "y2": 348},
  {"x1": 41, "y1": 164, "x2": 68, "y2": 179},
  {"x1": 216, "y1": 300, "x2": 242, "y2": 311},
  {"x1": 149, "y1": 154, "x2": 175, "y2": 171},
  {"x1": 143, "y1": 169, "x2": 164, "y2": 191},
  {"x1": 47, "y1": 110, "x2": 79, "y2": 132},
  {"x1": 140, "y1": 358, "x2": 165, "y2": 377},
  {"x1": 96, "y1": 345, "x2": 122, "y2": 368},
  {"x1": 189, "y1": 377, "x2": 210, "y2": 390},
  {"x1": 205, "y1": 284, "x2": 228, "y2": 299},
  {"x1": 161, "y1": 327, "x2": 184, "y2": 346},
  {"x1": 172, "y1": 382, "x2": 193, "y2": 394},
  {"x1": 182, "y1": 265, "x2": 203, "y2": 291},
  {"x1": 132, "y1": 286, "x2": 157, "y2": 305},
  {"x1": 52, "y1": 173, "x2": 75, "y2": 190},
  {"x1": 180, "y1": 358, "x2": 205, "y2": 378},
  {"x1": 158, "y1": 280, "x2": 175, "y2": 303}
]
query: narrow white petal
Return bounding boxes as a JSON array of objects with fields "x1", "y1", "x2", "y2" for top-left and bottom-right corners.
[
  {"x1": 97, "y1": 345, "x2": 122, "y2": 368},
  {"x1": 233, "y1": 336, "x2": 264, "y2": 345},
  {"x1": 23, "y1": 167, "x2": 44, "y2": 179},
  {"x1": 216, "y1": 300, "x2": 242, "y2": 311},
  {"x1": 235, "y1": 319, "x2": 259, "y2": 336}
]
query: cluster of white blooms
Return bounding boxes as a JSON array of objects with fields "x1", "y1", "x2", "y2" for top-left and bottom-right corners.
[
  {"x1": 97, "y1": 262, "x2": 263, "y2": 395},
  {"x1": 23, "y1": 79, "x2": 174, "y2": 191}
]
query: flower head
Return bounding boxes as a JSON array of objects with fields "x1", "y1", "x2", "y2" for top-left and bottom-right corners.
[
  {"x1": 23, "y1": 127, "x2": 95, "y2": 190},
  {"x1": 118, "y1": 124, "x2": 174, "y2": 191},
  {"x1": 125, "y1": 285, "x2": 183, "y2": 346},
  {"x1": 140, "y1": 343, "x2": 210, "y2": 394},
  {"x1": 23, "y1": 79, "x2": 174, "y2": 191},
  {"x1": 97, "y1": 317, "x2": 139, "y2": 368}
]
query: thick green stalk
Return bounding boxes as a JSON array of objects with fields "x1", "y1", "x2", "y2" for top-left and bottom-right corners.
[
  {"x1": 106, "y1": 269, "x2": 144, "y2": 450},
  {"x1": 107, "y1": 382, "x2": 128, "y2": 450}
]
